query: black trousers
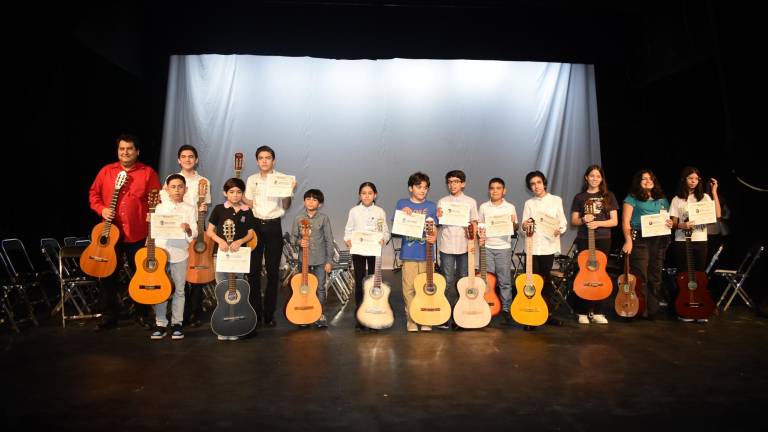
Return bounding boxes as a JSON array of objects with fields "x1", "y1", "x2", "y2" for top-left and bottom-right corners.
[
  {"x1": 630, "y1": 235, "x2": 671, "y2": 317},
  {"x1": 572, "y1": 237, "x2": 612, "y2": 315},
  {"x1": 248, "y1": 218, "x2": 283, "y2": 321},
  {"x1": 531, "y1": 254, "x2": 555, "y2": 311},
  {"x1": 673, "y1": 240, "x2": 707, "y2": 272},
  {"x1": 352, "y1": 254, "x2": 376, "y2": 309},
  {"x1": 98, "y1": 240, "x2": 149, "y2": 322}
]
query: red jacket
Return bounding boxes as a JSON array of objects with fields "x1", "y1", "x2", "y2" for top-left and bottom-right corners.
[{"x1": 89, "y1": 161, "x2": 161, "y2": 243}]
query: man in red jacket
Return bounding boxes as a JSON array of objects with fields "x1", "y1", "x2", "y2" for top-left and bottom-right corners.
[{"x1": 89, "y1": 134, "x2": 161, "y2": 330}]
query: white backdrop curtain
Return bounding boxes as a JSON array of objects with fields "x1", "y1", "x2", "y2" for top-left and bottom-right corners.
[{"x1": 161, "y1": 55, "x2": 601, "y2": 267}]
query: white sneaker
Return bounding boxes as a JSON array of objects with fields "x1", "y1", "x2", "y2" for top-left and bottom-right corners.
[
  {"x1": 697, "y1": 318, "x2": 709, "y2": 323},
  {"x1": 577, "y1": 314, "x2": 590, "y2": 324},
  {"x1": 407, "y1": 322, "x2": 418, "y2": 332},
  {"x1": 678, "y1": 316, "x2": 694, "y2": 323},
  {"x1": 591, "y1": 314, "x2": 608, "y2": 324},
  {"x1": 420, "y1": 325, "x2": 432, "y2": 332},
  {"x1": 217, "y1": 335, "x2": 227, "y2": 341}
]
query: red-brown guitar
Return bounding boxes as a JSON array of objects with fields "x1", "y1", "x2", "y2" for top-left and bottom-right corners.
[
  {"x1": 186, "y1": 179, "x2": 215, "y2": 284},
  {"x1": 80, "y1": 170, "x2": 128, "y2": 278},
  {"x1": 476, "y1": 223, "x2": 501, "y2": 316},
  {"x1": 573, "y1": 200, "x2": 613, "y2": 300},
  {"x1": 615, "y1": 251, "x2": 644, "y2": 317},
  {"x1": 674, "y1": 225, "x2": 715, "y2": 319}
]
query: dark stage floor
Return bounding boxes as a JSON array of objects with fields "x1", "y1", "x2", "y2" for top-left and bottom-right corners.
[{"x1": 2, "y1": 271, "x2": 767, "y2": 431}]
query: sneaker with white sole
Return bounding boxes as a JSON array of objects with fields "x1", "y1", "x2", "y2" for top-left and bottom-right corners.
[
  {"x1": 171, "y1": 324, "x2": 184, "y2": 340},
  {"x1": 678, "y1": 316, "x2": 695, "y2": 322},
  {"x1": 591, "y1": 314, "x2": 608, "y2": 324},
  {"x1": 150, "y1": 326, "x2": 167, "y2": 340},
  {"x1": 420, "y1": 325, "x2": 432, "y2": 332},
  {"x1": 697, "y1": 318, "x2": 709, "y2": 323},
  {"x1": 217, "y1": 335, "x2": 228, "y2": 341},
  {"x1": 315, "y1": 314, "x2": 328, "y2": 328},
  {"x1": 407, "y1": 321, "x2": 418, "y2": 332},
  {"x1": 577, "y1": 314, "x2": 590, "y2": 324}
]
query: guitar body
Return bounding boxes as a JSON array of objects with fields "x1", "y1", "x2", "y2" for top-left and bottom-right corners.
[
  {"x1": 511, "y1": 273, "x2": 548, "y2": 326},
  {"x1": 453, "y1": 277, "x2": 491, "y2": 329},
  {"x1": 186, "y1": 235, "x2": 215, "y2": 284},
  {"x1": 573, "y1": 249, "x2": 613, "y2": 300},
  {"x1": 614, "y1": 272, "x2": 640, "y2": 317},
  {"x1": 285, "y1": 273, "x2": 323, "y2": 324},
  {"x1": 129, "y1": 247, "x2": 172, "y2": 304},
  {"x1": 477, "y1": 270, "x2": 501, "y2": 316},
  {"x1": 211, "y1": 278, "x2": 258, "y2": 337},
  {"x1": 246, "y1": 235, "x2": 258, "y2": 250},
  {"x1": 356, "y1": 276, "x2": 394, "y2": 329},
  {"x1": 410, "y1": 272, "x2": 451, "y2": 326},
  {"x1": 675, "y1": 271, "x2": 715, "y2": 319},
  {"x1": 80, "y1": 222, "x2": 120, "y2": 278}
]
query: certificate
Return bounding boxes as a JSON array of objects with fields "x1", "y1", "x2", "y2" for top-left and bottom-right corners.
[
  {"x1": 391, "y1": 210, "x2": 426, "y2": 238},
  {"x1": 439, "y1": 202, "x2": 471, "y2": 227},
  {"x1": 265, "y1": 173, "x2": 295, "y2": 198},
  {"x1": 640, "y1": 212, "x2": 671, "y2": 238},
  {"x1": 535, "y1": 213, "x2": 559, "y2": 239},
  {"x1": 215, "y1": 246, "x2": 251, "y2": 273},
  {"x1": 349, "y1": 231, "x2": 383, "y2": 257},
  {"x1": 687, "y1": 201, "x2": 716, "y2": 225},
  {"x1": 151, "y1": 214, "x2": 186, "y2": 240},
  {"x1": 484, "y1": 213, "x2": 514, "y2": 237}
]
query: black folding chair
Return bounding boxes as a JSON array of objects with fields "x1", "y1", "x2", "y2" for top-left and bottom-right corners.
[
  {"x1": 714, "y1": 245, "x2": 764, "y2": 311},
  {"x1": 40, "y1": 238, "x2": 101, "y2": 327},
  {"x1": 1, "y1": 250, "x2": 38, "y2": 332},
  {"x1": 2, "y1": 238, "x2": 51, "y2": 310}
]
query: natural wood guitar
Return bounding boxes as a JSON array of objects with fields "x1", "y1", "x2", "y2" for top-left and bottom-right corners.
[
  {"x1": 453, "y1": 224, "x2": 491, "y2": 329},
  {"x1": 573, "y1": 201, "x2": 613, "y2": 300},
  {"x1": 128, "y1": 190, "x2": 173, "y2": 305},
  {"x1": 356, "y1": 221, "x2": 394, "y2": 329},
  {"x1": 186, "y1": 179, "x2": 215, "y2": 284},
  {"x1": 615, "y1": 252, "x2": 643, "y2": 317},
  {"x1": 285, "y1": 219, "x2": 323, "y2": 325},
  {"x1": 80, "y1": 170, "x2": 128, "y2": 278},
  {"x1": 409, "y1": 218, "x2": 451, "y2": 326},
  {"x1": 476, "y1": 223, "x2": 501, "y2": 316},
  {"x1": 511, "y1": 219, "x2": 548, "y2": 326},
  {"x1": 234, "y1": 152, "x2": 258, "y2": 250},
  {"x1": 674, "y1": 224, "x2": 715, "y2": 319}
]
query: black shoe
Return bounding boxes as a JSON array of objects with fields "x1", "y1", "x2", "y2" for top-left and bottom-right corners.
[
  {"x1": 135, "y1": 315, "x2": 152, "y2": 330},
  {"x1": 546, "y1": 317, "x2": 564, "y2": 326},
  {"x1": 95, "y1": 319, "x2": 118, "y2": 331},
  {"x1": 450, "y1": 322, "x2": 460, "y2": 331},
  {"x1": 355, "y1": 323, "x2": 366, "y2": 331},
  {"x1": 502, "y1": 313, "x2": 512, "y2": 326},
  {"x1": 523, "y1": 325, "x2": 535, "y2": 331},
  {"x1": 265, "y1": 319, "x2": 276, "y2": 327}
]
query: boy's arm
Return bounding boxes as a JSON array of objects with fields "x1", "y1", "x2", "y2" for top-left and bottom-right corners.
[{"x1": 324, "y1": 216, "x2": 335, "y2": 265}]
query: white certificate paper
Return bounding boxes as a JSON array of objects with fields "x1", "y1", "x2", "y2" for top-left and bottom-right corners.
[
  {"x1": 391, "y1": 210, "x2": 426, "y2": 238},
  {"x1": 349, "y1": 231, "x2": 383, "y2": 257},
  {"x1": 265, "y1": 173, "x2": 295, "y2": 198},
  {"x1": 687, "y1": 201, "x2": 716, "y2": 225},
  {"x1": 484, "y1": 213, "x2": 515, "y2": 237},
  {"x1": 535, "y1": 213, "x2": 559, "y2": 239},
  {"x1": 439, "y1": 202, "x2": 470, "y2": 227},
  {"x1": 216, "y1": 246, "x2": 252, "y2": 273},
  {"x1": 640, "y1": 212, "x2": 671, "y2": 238},
  {"x1": 151, "y1": 214, "x2": 186, "y2": 240}
]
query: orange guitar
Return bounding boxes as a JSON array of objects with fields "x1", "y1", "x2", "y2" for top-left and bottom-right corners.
[
  {"x1": 674, "y1": 225, "x2": 715, "y2": 320},
  {"x1": 186, "y1": 179, "x2": 215, "y2": 284},
  {"x1": 476, "y1": 223, "x2": 501, "y2": 316},
  {"x1": 80, "y1": 170, "x2": 128, "y2": 278},
  {"x1": 234, "y1": 152, "x2": 258, "y2": 250},
  {"x1": 285, "y1": 219, "x2": 322, "y2": 325},
  {"x1": 453, "y1": 224, "x2": 491, "y2": 329},
  {"x1": 573, "y1": 201, "x2": 613, "y2": 300},
  {"x1": 128, "y1": 190, "x2": 172, "y2": 305},
  {"x1": 511, "y1": 219, "x2": 548, "y2": 326}
]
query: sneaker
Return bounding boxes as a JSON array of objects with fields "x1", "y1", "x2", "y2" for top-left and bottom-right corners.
[
  {"x1": 591, "y1": 314, "x2": 608, "y2": 324},
  {"x1": 420, "y1": 325, "x2": 432, "y2": 332},
  {"x1": 228, "y1": 336, "x2": 239, "y2": 340},
  {"x1": 658, "y1": 300, "x2": 668, "y2": 307},
  {"x1": 501, "y1": 312, "x2": 512, "y2": 326},
  {"x1": 217, "y1": 335, "x2": 228, "y2": 341},
  {"x1": 577, "y1": 314, "x2": 590, "y2": 324},
  {"x1": 407, "y1": 321, "x2": 418, "y2": 332},
  {"x1": 436, "y1": 323, "x2": 450, "y2": 329},
  {"x1": 150, "y1": 326, "x2": 167, "y2": 340},
  {"x1": 697, "y1": 318, "x2": 709, "y2": 323},
  {"x1": 315, "y1": 314, "x2": 328, "y2": 328},
  {"x1": 678, "y1": 316, "x2": 695, "y2": 322},
  {"x1": 171, "y1": 325, "x2": 184, "y2": 340}
]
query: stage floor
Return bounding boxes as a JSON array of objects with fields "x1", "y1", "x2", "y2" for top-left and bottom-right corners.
[{"x1": 2, "y1": 271, "x2": 767, "y2": 431}]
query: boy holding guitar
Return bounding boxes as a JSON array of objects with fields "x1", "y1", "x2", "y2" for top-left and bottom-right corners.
[
  {"x1": 393, "y1": 172, "x2": 438, "y2": 332},
  {"x1": 290, "y1": 189, "x2": 335, "y2": 328}
]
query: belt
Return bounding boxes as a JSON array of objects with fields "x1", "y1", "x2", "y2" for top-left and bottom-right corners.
[{"x1": 255, "y1": 218, "x2": 280, "y2": 224}]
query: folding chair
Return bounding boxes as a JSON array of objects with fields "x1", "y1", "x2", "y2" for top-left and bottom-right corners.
[
  {"x1": 705, "y1": 244, "x2": 724, "y2": 276},
  {"x1": 280, "y1": 232, "x2": 300, "y2": 289},
  {"x1": 2, "y1": 238, "x2": 51, "y2": 310},
  {"x1": 40, "y1": 238, "x2": 101, "y2": 327},
  {"x1": 714, "y1": 245, "x2": 764, "y2": 311},
  {"x1": 549, "y1": 245, "x2": 577, "y2": 315},
  {"x1": 1, "y1": 250, "x2": 38, "y2": 332},
  {"x1": 326, "y1": 241, "x2": 353, "y2": 305},
  {"x1": 388, "y1": 236, "x2": 403, "y2": 273}
]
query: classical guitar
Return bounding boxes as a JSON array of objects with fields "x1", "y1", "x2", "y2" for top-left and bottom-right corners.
[
  {"x1": 128, "y1": 190, "x2": 173, "y2": 305},
  {"x1": 233, "y1": 152, "x2": 258, "y2": 250},
  {"x1": 409, "y1": 218, "x2": 451, "y2": 326},
  {"x1": 285, "y1": 219, "x2": 323, "y2": 325},
  {"x1": 674, "y1": 223, "x2": 715, "y2": 319},
  {"x1": 615, "y1": 251, "x2": 643, "y2": 318},
  {"x1": 80, "y1": 170, "x2": 128, "y2": 278},
  {"x1": 453, "y1": 224, "x2": 491, "y2": 329},
  {"x1": 186, "y1": 179, "x2": 215, "y2": 284},
  {"x1": 511, "y1": 219, "x2": 548, "y2": 326},
  {"x1": 573, "y1": 200, "x2": 613, "y2": 300},
  {"x1": 211, "y1": 219, "x2": 258, "y2": 338},
  {"x1": 476, "y1": 223, "x2": 501, "y2": 316},
  {"x1": 356, "y1": 220, "x2": 394, "y2": 329}
]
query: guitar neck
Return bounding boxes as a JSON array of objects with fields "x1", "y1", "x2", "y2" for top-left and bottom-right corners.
[
  {"x1": 196, "y1": 199, "x2": 207, "y2": 241},
  {"x1": 478, "y1": 243, "x2": 487, "y2": 282},
  {"x1": 685, "y1": 235, "x2": 696, "y2": 279},
  {"x1": 624, "y1": 253, "x2": 630, "y2": 280},
  {"x1": 228, "y1": 267, "x2": 236, "y2": 292},
  {"x1": 147, "y1": 213, "x2": 155, "y2": 260},
  {"x1": 587, "y1": 225, "x2": 596, "y2": 261},
  {"x1": 525, "y1": 235, "x2": 533, "y2": 284},
  {"x1": 373, "y1": 254, "x2": 382, "y2": 289},
  {"x1": 425, "y1": 238, "x2": 434, "y2": 285},
  {"x1": 102, "y1": 184, "x2": 121, "y2": 234},
  {"x1": 467, "y1": 238, "x2": 476, "y2": 284},
  {"x1": 301, "y1": 236, "x2": 309, "y2": 285}
]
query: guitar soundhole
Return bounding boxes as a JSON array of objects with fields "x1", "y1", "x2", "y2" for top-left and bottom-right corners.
[
  {"x1": 371, "y1": 288, "x2": 382, "y2": 299},
  {"x1": 424, "y1": 284, "x2": 436, "y2": 295},
  {"x1": 144, "y1": 259, "x2": 158, "y2": 272},
  {"x1": 194, "y1": 241, "x2": 206, "y2": 253},
  {"x1": 99, "y1": 235, "x2": 109, "y2": 246},
  {"x1": 587, "y1": 261, "x2": 598, "y2": 271},
  {"x1": 466, "y1": 287, "x2": 478, "y2": 299},
  {"x1": 300, "y1": 284, "x2": 310, "y2": 295},
  {"x1": 687, "y1": 281, "x2": 698, "y2": 291},
  {"x1": 523, "y1": 284, "x2": 536, "y2": 299},
  {"x1": 621, "y1": 284, "x2": 630, "y2": 293},
  {"x1": 225, "y1": 289, "x2": 241, "y2": 305}
]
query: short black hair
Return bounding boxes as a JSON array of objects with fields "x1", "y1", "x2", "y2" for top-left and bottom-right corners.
[
  {"x1": 445, "y1": 170, "x2": 466, "y2": 183},
  {"x1": 165, "y1": 173, "x2": 186, "y2": 185},
  {"x1": 177, "y1": 144, "x2": 198, "y2": 159},
  {"x1": 488, "y1": 177, "x2": 505, "y2": 188},
  {"x1": 525, "y1": 171, "x2": 547, "y2": 191},
  {"x1": 304, "y1": 188, "x2": 324, "y2": 203},
  {"x1": 408, "y1": 172, "x2": 430, "y2": 188},
  {"x1": 255, "y1": 145, "x2": 275, "y2": 160},
  {"x1": 116, "y1": 134, "x2": 139, "y2": 150},
  {"x1": 223, "y1": 177, "x2": 245, "y2": 192}
]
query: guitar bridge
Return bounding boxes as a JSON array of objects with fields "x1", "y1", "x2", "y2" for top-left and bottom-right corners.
[
  {"x1": 365, "y1": 308, "x2": 385, "y2": 314},
  {"x1": 293, "y1": 306, "x2": 315, "y2": 311},
  {"x1": 223, "y1": 316, "x2": 246, "y2": 321},
  {"x1": 420, "y1": 307, "x2": 442, "y2": 312},
  {"x1": 190, "y1": 265, "x2": 210, "y2": 270},
  {"x1": 88, "y1": 256, "x2": 109, "y2": 262},
  {"x1": 140, "y1": 285, "x2": 162, "y2": 290}
]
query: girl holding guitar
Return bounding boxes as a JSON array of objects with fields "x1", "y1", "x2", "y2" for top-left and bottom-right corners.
[
  {"x1": 344, "y1": 182, "x2": 390, "y2": 331},
  {"x1": 669, "y1": 167, "x2": 721, "y2": 322},
  {"x1": 570, "y1": 165, "x2": 619, "y2": 324}
]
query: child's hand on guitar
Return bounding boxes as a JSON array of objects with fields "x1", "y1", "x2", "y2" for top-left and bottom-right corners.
[
  {"x1": 217, "y1": 239, "x2": 229, "y2": 252},
  {"x1": 300, "y1": 238, "x2": 309, "y2": 248},
  {"x1": 345, "y1": 239, "x2": 352, "y2": 248}
]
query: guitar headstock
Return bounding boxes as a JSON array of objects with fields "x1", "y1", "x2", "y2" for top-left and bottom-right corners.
[
  {"x1": 465, "y1": 223, "x2": 475, "y2": 240},
  {"x1": 198, "y1": 178, "x2": 208, "y2": 201},
  {"x1": 301, "y1": 218, "x2": 311, "y2": 239},
  {"x1": 425, "y1": 217, "x2": 435, "y2": 236},
  {"x1": 584, "y1": 199, "x2": 599, "y2": 216},
  {"x1": 477, "y1": 222, "x2": 486, "y2": 238},
  {"x1": 524, "y1": 218, "x2": 535, "y2": 237},
  {"x1": 115, "y1": 170, "x2": 128, "y2": 190},
  {"x1": 234, "y1": 152, "x2": 243, "y2": 178},
  {"x1": 223, "y1": 219, "x2": 235, "y2": 244},
  {"x1": 376, "y1": 218, "x2": 384, "y2": 233},
  {"x1": 148, "y1": 189, "x2": 159, "y2": 213}
]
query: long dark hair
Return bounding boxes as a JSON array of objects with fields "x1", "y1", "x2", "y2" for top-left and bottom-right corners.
[
  {"x1": 629, "y1": 169, "x2": 665, "y2": 201},
  {"x1": 676, "y1": 166, "x2": 705, "y2": 201},
  {"x1": 582, "y1": 164, "x2": 613, "y2": 211},
  {"x1": 357, "y1": 181, "x2": 378, "y2": 205}
]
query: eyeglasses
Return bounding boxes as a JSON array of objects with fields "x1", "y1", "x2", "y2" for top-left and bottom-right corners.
[{"x1": 447, "y1": 179, "x2": 462, "y2": 184}]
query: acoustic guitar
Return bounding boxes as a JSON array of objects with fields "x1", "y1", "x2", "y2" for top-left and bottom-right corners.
[
  {"x1": 409, "y1": 218, "x2": 451, "y2": 326},
  {"x1": 211, "y1": 219, "x2": 258, "y2": 338},
  {"x1": 453, "y1": 224, "x2": 491, "y2": 329},
  {"x1": 573, "y1": 200, "x2": 613, "y2": 300},
  {"x1": 674, "y1": 223, "x2": 715, "y2": 320},
  {"x1": 615, "y1": 251, "x2": 643, "y2": 318},
  {"x1": 356, "y1": 220, "x2": 394, "y2": 329},
  {"x1": 233, "y1": 152, "x2": 258, "y2": 250},
  {"x1": 80, "y1": 170, "x2": 128, "y2": 278},
  {"x1": 128, "y1": 190, "x2": 173, "y2": 305},
  {"x1": 511, "y1": 219, "x2": 548, "y2": 326},
  {"x1": 285, "y1": 219, "x2": 323, "y2": 325},
  {"x1": 186, "y1": 179, "x2": 215, "y2": 284},
  {"x1": 476, "y1": 223, "x2": 501, "y2": 316}
]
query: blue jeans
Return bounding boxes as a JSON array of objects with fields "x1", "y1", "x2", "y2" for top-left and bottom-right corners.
[
  {"x1": 154, "y1": 260, "x2": 187, "y2": 327},
  {"x1": 307, "y1": 264, "x2": 328, "y2": 305},
  {"x1": 439, "y1": 252, "x2": 467, "y2": 306},
  {"x1": 486, "y1": 248, "x2": 513, "y2": 311}
]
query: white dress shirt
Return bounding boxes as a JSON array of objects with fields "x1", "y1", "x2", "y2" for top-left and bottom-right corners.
[
  {"x1": 344, "y1": 203, "x2": 391, "y2": 244},
  {"x1": 245, "y1": 169, "x2": 292, "y2": 220},
  {"x1": 521, "y1": 193, "x2": 567, "y2": 255},
  {"x1": 154, "y1": 200, "x2": 197, "y2": 263}
]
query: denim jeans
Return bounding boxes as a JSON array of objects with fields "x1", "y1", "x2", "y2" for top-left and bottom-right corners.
[
  {"x1": 486, "y1": 247, "x2": 513, "y2": 311},
  {"x1": 439, "y1": 252, "x2": 467, "y2": 306},
  {"x1": 307, "y1": 264, "x2": 328, "y2": 305},
  {"x1": 154, "y1": 260, "x2": 187, "y2": 327}
]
